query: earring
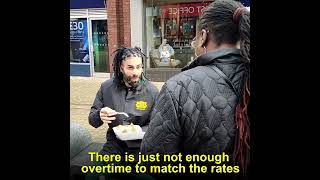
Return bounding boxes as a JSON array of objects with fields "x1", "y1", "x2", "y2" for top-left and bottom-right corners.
[
  {"x1": 203, "y1": 46, "x2": 207, "y2": 54},
  {"x1": 195, "y1": 47, "x2": 199, "y2": 57}
]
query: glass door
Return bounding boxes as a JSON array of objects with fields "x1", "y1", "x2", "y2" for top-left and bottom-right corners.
[{"x1": 90, "y1": 19, "x2": 109, "y2": 73}]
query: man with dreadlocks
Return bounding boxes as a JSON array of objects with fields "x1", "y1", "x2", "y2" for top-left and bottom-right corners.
[
  {"x1": 88, "y1": 47, "x2": 159, "y2": 176},
  {"x1": 141, "y1": 0, "x2": 250, "y2": 179}
]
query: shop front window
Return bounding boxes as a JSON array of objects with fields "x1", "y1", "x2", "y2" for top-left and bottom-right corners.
[
  {"x1": 145, "y1": 0, "x2": 212, "y2": 69},
  {"x1": 70, "y1": 18, "x2": 90, "y2": 63}
]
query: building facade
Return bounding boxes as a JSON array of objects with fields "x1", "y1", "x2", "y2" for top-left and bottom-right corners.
[{"x1": 70, "y1": 0, "x2": 249, "y2": 81}]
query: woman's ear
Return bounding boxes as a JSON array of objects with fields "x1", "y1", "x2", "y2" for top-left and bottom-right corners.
[{"x1": 199, "y1": 29, "x2": 208, "y2": 47}]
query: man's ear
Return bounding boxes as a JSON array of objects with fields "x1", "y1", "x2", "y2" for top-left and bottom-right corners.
[
  {"x1": 199, "y1": 29, "x2": 208, "y2": 47},
  {"x1": 120, "y1": 64, "x2": 124, "y2": 73}
]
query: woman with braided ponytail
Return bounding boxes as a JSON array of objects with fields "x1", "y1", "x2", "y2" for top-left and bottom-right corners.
[{"x1": 141, "y1": 0, "x2": 250, "y2": 179}]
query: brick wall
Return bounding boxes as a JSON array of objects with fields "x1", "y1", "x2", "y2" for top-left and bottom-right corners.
[{"x1": 107, "y1": 0, "x2": 131, "y2": 77}]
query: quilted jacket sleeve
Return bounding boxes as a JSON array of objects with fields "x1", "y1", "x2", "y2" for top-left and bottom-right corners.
[
  {"x1": 140, "y1": 83, "x2": 182, "y2": 154},
  {"x1": 140, "y1": 88, "x2": 159, "y2": 132},
  {"x1": 140, "y1": 99, "x2": 155, "y2": 132}
]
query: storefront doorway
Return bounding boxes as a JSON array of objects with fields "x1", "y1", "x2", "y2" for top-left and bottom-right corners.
[
  {"x1": 89, "y1": 18, "x2": 109, "y2": 75},
  {"x1": 70, "y1": 8, "x2": 109, "y2": 77}
]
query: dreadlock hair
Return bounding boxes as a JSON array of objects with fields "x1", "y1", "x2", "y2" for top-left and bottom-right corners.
[
  {"x1": 199, "y1": 0, "x2": 250, "y2": 174},
  {"x1": 112, "y1": 46, "x2": 146, "y2": 85}
]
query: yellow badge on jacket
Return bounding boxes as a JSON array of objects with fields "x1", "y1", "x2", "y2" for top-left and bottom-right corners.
[{"x1": 136, "y1": 101, "x2": 148, "y2": 110}]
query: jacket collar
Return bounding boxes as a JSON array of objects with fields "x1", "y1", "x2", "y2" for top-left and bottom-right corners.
[{"x1": 182, "y1": 48, "x2": 242, "y2": 71}]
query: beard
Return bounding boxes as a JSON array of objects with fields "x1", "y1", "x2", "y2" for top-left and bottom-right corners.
[{"x1": 123, "y1": 73, "x2": 141, "y2": 88}]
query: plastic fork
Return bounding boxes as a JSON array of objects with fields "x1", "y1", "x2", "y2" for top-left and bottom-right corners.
[{"x1": 116, "y1": 112, "x2": 129, "y2": 118}]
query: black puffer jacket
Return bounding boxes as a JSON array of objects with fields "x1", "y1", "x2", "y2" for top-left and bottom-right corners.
[{"x1": 141, "y1": 48, "x2": 248, "y2": 156}]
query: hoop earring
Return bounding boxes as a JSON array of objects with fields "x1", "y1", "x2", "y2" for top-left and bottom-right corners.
[
  {"x1": 195, "y1": 46, "x2": 207, "y2": 58},
  {"x1": 203, "y1": 46, "x2": 207, "y2": 54},
  {"x1": 195, "y1": 48, "x2": 199, "y2": 57}
]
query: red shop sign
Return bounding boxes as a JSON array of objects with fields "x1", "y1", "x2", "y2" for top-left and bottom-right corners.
[{"x1": 160, "y1": 2, "x2": 211, "y2": 18}]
